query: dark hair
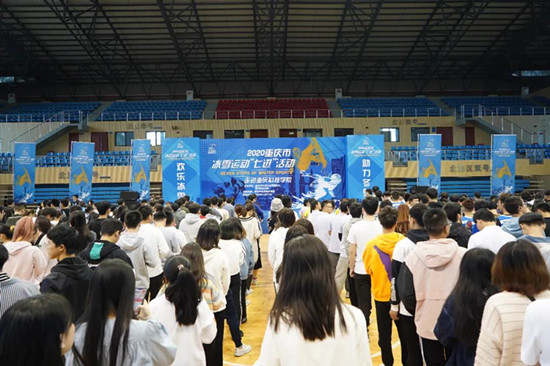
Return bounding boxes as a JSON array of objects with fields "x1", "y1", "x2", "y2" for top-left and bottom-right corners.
[
  {"x1": 39, "y1": 207, "x2": 59, "y2": 218},
  {"x1": 124, "y1": 211, "x2": 142, "y2": 229},
  {"x1": 202, "y1": 198, "x2": 212, "y2": 207},
  {"x1": 349, "y1": 202, "x2": 362, "y2": 219},
  {"x1": 277, "y1": 208, "x2": 296, "y2": 229},
  {"x1": 153, "y1": 211, "x2": 166, "y2": 222},
  {"x1": 443, "y1": 202, "x2": 462, "y2": 224},
  {"x1": 196, "y1": 219, "x2": 220, "y2": 251},
  {"x1": 492, "y1": 240, "x2": 550, "y2": 298},
  {"x1": 462, "y1": 199, "x2": 474, "y2": 212},
  {"x1": 164, "y1": 256, "x2": 201, "y2": 326},
  {"x1": 0, "y1": 294, "x2": 74, "y2": 366},
  {"x1": 284, "y1": 225, "x2": 308, "y2": 244},
  {"x1": 450, "y1": 248, "x2": 498, "y2": 346},
  {"x1": 426, "y1": 187, "x2": 438, "y2": 200},
  {"x1": 199, "y1": 205, "x2": 210, "y2": 217},
  {"x1": 294, "y1": 218, "x2": 314, "y2": 235},
  {"x1": 35, "y1": 215, "x2": 52, "y2": 234},
  {"x1": 504, "y1": 196, "x2": 523, "y2": 215},
  {"x1": 210, "y1": 197, "x2": 219, "y2": 207},
  {"x1": 422, "y1": 208, "x2": 449, "y2": 236},
  {"x1": 100, "y1": 218, "x2": 123, "y2": 237},
  {"x1": 321, "y1": 200, "x2": 334, "y2": 210},
  {"x1": 79, "y1": 259, "x2": 135, "y2": 366},
  {"x1": 408, "y1": 203, "x2": 428, "y2": 227},
  {"x1": 180, "y1": 243, "x2": 209, "y2": 290},
  {"x1": 0, "y1": 224, "x2": 13, "y2": 240},
  {"x1": 137, "y1": 205, "x2": 153, "y2": 221},
  {"x1": 153, "y1": 203, "x2": 164, "y2": 213},
  {"x1": 96, "y1": 201, "x2": 111, "y2": 216},
  {"x1": 164, "y1": 210, "x2": 174, "y2": 226},
  {"x1": 474, "y1": 200, "x2": 489, "y2": 212},
  {"x1": 271, "y1": 235, "x2": 346, "y2": 341},
  {"x1": 391, "y1": 191, "x2": 400, "y2": 200},
  {"x1": 339, "y1": 200, "x2": 349, "y2": 214},
  {"x1": 379, "y1": 200, "x2": 392, "y2": 209},
  {"x1": 188, "y1": 203, "x2": 200, "y2": 214},
  {"x1": 227, "y1": 217, "x2": 246, "y2": 240},
  {"x1": 69, "y1": 211, "x2": 93, "y2": 245},
  {"x1": 281, "y1": 195, "x2": 292, "y2": 208},
  {"x1": 473, "y1": 208, "x2": 495, "y2": 223},
  {"x1": 61, "y1": 198, "x2": 70, "y2": 207},
  {"x1": 361, "y1": 197, "x2": 379, "y2": 216},
  {"x1": 220, "y1": 219, "x2": 237, "y2": 240},
  {"x1": 47, "y1": 224, "x2": 80, "y2": 255},
  {"x1": 310, "y1": 199, "x2": 319, "y2": 211},
  {"x1": 519, "y1": 212, "x2": 545, "y2": 226},
  {"x1": 0, "y1": 244, "x2": 8, "y2": 269},
  {"x1": 51, "y1": 199, "x2": 60, "y2": 208},
  {"x1": 378, "y1": 206, "x2": 398, "y2": 229},
  {"x1": 534, "y1": 201, "x2": 550, "y2": 214}
]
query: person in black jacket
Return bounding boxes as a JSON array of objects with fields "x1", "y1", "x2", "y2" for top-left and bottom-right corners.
[
  {"x1": 80, "y1": 218, "x2": 133, "y2": 269},
  {"x1": 443, "y1": 202, "x2": 471, "y2": 248},
  {"x1": 40, "y1": 224, "x2": 93, "y2": 319}
]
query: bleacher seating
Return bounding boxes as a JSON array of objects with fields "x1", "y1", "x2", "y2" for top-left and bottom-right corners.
[
  {"x1": 441, "y1": 96, "x2": 546, "y2": 116},
  {"x1": 215, "y1": 99, "x2": 331, "y2": 119},
  {"x1": 34, "y1": 150, "x2": 159, "y2": 168},
  {"x1": 0, "y1": 102, "x2": 100, "y2": 122},
  {"x1": 99, "y1": 100, "x2": 206, "y2": 121},
  {"x1": 34, "y1": 183, "x2": 131, "y2": 203},
  {"x1": 405, "y1": 177, "x2": 531, "y2": 198},
  {"x1": 337, "y1": 97, "x2": 446, "y2": 118}
]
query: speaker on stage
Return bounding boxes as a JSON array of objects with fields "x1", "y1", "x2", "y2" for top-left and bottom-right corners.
[{"x1": 120, "y1": 191, "x2": 140, "y2": 205}]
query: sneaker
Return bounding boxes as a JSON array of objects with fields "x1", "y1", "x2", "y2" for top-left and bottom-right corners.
[
  {"x1": 246, "y1": 299, "x2": 251, "y2": 305},
  {"x1": 252, "y1": 278, "x2": 258, "y2": 285},
  {"x1": 246, "y1": 289, "x2": 253, "y2": 296},
  {"x1": 235, "y1": 344, "x2": 252, "y2": 357},
  {"x1": 241, "y1": 317, "x2": 247, "y2": 324}
]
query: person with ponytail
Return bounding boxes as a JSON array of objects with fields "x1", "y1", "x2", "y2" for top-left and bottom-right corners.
[
  {"x1": 150, "y1": 256, "x2": 216, "y2": 365},
  {"x1": 3, "y1": 216, "x2": 47, "y2": 285}
]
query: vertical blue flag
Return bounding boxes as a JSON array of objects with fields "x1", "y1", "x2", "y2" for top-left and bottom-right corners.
[
  {"x1": 13, "y1": 142, "x2": 36, "y2": 204},
  {"x1": 70, "y1": 142, "x2": 95, "y2": 202},
  {"x1": 162, "y1": 138, "x2": 201, "y2": 202},
  {"x1": 491, "y1": 134, "x2": 516, "y2": 195},
  {"x1": 346, "y1": 135, "x2": 385, "y2": 199},
  {"x1": 131, "y1": 140, "x2": 151, "y2": 201},
  {"x1": 417, "y1": 134, "x2": 442, "y2": 189}
]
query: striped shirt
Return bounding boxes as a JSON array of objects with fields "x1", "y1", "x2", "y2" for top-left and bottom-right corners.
[
  {"x1": 0, "y1": 272, "x2": 39, "y2": 317},
  {"x1": 475, "y1": 290, "x2": 550, "y2": 366}
]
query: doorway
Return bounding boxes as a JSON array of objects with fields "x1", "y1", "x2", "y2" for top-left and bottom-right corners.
[
  {"x1": 465, "y1": 126, "x2": 475, "y2": 146},
  {"x1": 68, "y1": 133, "x2": 79, "y2": 151},
  {"x1": 91, "y1": 132, "x2": 108, "y2": 152},
  {"x1": 436, "y1": 127, "x2": 453, "y2": 146},
  {"x1": 250, "y1": 129, "x2": 268, "y2": 138}
]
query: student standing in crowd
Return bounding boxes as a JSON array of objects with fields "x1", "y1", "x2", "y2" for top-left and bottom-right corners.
[
  {"x1": 434, "y1": 248, "x2": 498, "y2": 366},
  {"x1": 476, "y1": 240, "x2": 550, "y2": 365},
  {"x1": 256, "y1": 234, "x2": 371, "y2": 366},
  {"x1": 533, "y1": 201, "x2": 550, "y2": 236},
  {"x1": 398, "y1": 208, "x2": 466, "y2": 366},
  {"x1": 443, "y1": 202, "x2": 471, "y2": 248},
  {"x1": 69, "y1": 210, "x2": 96, "y2": 247},
  {"x1": 40, "y1": 224, "x2": 93, "y2": 320},
  {"x1": 522, "y1": 297, "x2": 550, "y2": 365},
  {"x1": 0, "y1": 294, "x2": 75, "y2": 366},
  {"x1": 179, "y1": 202, "x2": 207, "y2": 243},
  {"x1": 312, "y1": 200, "x2": 334, "y2": 248},
  {"x1": 80, "y1": 218, "x2": 133, "y2": 269},
  {"x1": 87, "y1": 201, "x2": 111, "y2": 239},
  {"x1": 267, "y1": 208, "x2": 296, "y2": 290},
  {"x1": 150, "y1": 256, "x2": 217, "y2": 366},
  {"x1": 238, "y1": 202, "x2": 262, "y2": 284},
  {"x1": 328, "y1": 200, "x2": 350, "y2": 273},
  {"x1": 337, "y1": 202, "x2": 362, "y2": 303},
  {"x1": 467, "y1": 209, "x2": 515, "y2": 253},
  {"x1": 501, "y1": 195, "x2": 525, "y2": 237}
]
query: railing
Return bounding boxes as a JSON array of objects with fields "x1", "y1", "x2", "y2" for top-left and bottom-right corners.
[
  {"x1": 458, "y1": 105, "x2": 536, "y2": 143},
  {"x1": 0, "y1": 110, "x2": 85, "y2": 123},
  {"x1": 214, "y1": 109, "x2": 332, "y2": 119},
  {"x1": 456, "y1": 105, "x2": 549, "y2": 117},
  {"x1": 97, "y1": 111, "x2": 204, "y2": 121},
  {"x1": 340, "y1": 107, "x2": 444, "y2": 118}
]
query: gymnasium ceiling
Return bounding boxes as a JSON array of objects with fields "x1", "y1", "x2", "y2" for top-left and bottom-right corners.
[{"x1": 1, "y1": 0, "x2": 550, "y2": 99}]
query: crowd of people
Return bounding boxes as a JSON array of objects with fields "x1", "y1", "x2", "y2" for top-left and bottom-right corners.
[{"x1": 0, "y1": 187, "x2": 549, "y2": 365}]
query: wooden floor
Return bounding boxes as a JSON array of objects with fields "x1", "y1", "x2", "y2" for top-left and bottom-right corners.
[{"x1": 222, "y1": 235, "x2": 402, "y2": 365}]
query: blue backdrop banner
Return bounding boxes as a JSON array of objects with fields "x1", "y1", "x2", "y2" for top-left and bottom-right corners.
[
  {"x1": 69, "y1": 142, "x2": 95, "y2": 201},
  {"x1": 131, "y1": 139, "x2": 151, "y2": 201},
  {"x1": 200, "y1": 137, "x2": 346, "y2": 210},
  {"x1": 417, "y1": 134, "x2": 442, "y2": 189},
  {"x1": 491, "y1": 134, "x2": 516, "y2": 195},
  {"x1": 13, "y1": 142, "x2": 36, "y2": 204},
  {"x1": 346, "y1": 135, "x2": 385, "y2": 199},
  {"x1": 162, "y1": 138, "x2": 201, "y2": 202}
]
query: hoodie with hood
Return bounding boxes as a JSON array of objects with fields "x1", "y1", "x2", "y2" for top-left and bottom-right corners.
[
  {"x1": 80, "y1": 240, "x2": 133, "y2": 269},
  {"x1": 363, "y1": 232, "x2": 404, "y2": 302},
  {"x1": 40, "y1": 256, "x2": 93, "y2": 319},
  {"x1": 201, "y1": 248, "x2": 229, "y2": 312},
  {"x1": 3, "y1": 240, "x2": 48, "y2": 285},
  {"x1": 398, "y1": 238, "x2": 466, "y2": 340},
  {"x1": 501, "y1": 216, "x2": 523, "y2": 238},
  {"x1": 118, "y1": 232, "x2": 159, "y2": 289},
  {"x1": 178, "y1": 213, "x2": 206, "y2": 243}
]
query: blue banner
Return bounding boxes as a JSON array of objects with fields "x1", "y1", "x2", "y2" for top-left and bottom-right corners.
[
  {"x1": 162, "y1": 138, "x2": 201, "y2": 202},
  {"x1": 491, "y1": 134, "x2": 516, "y2": 195},
  {"x1": 69, "y1": 142, "x2": 95, "y2": 202},
  {"x1": 346, "y1": 135, "x2": 385, "y2": 199},
  {"x1": 131, "y1": 140, "x2": 151, "y2": 201},
  {"x1": 13, "y1": 142, "x2": 36, "y2": 204},
  {"x1": 200, "y1": 137, "x2": 346, "y2": 210},
  {"x1": 418, "y1": 134, "x2": 442, "y2": 189}
]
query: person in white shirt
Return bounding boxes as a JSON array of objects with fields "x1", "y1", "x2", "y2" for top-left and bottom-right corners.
[
  {"x1": 150, "y1": 256, "x2": 216, "y2": 366},
  {"x1": 137, "y1": 205, "x2": 171, "y2": 300},
  {"x1": 219, "y1": 220, "x2": 246, "y2": 323},
  {"x1": 238, "y1": 202, "x2": 262, "y2": 282},
  {"x1": 311, "y1": 200, "x2": 334, "y2": 248},
  {"x1": 267, "y1": 208, "x2": 296, "y2": 289},
  {"x1": 328, "y1": 200, "x2": 351, "y2": 274},
  {"x1": 347, "y1": 197, "x2": 382, "y2": 329},
  {"x1": 521, "y1": 298, "x2": 550, "y2": 366},
  {"x1": 467, "y1": 208, "x2": 515, "y2": 253},
  {"x1": 255, "y1": 234, "x2": 371, "y2": 366},
  {"x1": 154, "y1": 210, "x2": 186, "y2": 254}
]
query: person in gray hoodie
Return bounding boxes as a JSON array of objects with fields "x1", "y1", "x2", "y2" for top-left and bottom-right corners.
[
  {"x1": 118, "y1": 210, "x2": 159, "y2": 290},
  {"x1": 501, "y1": 196, "x2": 525, "y2": 238},
  {"x1": 179, "y1": 203, "x2": 206, "y2": 243}
]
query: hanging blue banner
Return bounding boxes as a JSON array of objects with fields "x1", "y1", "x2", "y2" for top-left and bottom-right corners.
[
  {"x1": 491, "y1": 134, "x2": 516, "y2": 195},
  {"x1": 417, "y1": 134, "x2": 442, "y2": 189},
  {"x1": 200, "y1": 137, "x2": 346, "y2": 210},
  {"x1": 346, "y1": 135, "x2": 385, "y2": 199},
  {"x1": 13, "y1": 142, "x2": 36, "y2": 204},
  {"x1": 131, "y1": 139, "x2": 151, "y2": 201},
  {"x1": 162, "y1": 138, "x2": 201, "y2": 202},
  {"x1": 69, "y1": 142, "x2": 95, "y2": 202}
]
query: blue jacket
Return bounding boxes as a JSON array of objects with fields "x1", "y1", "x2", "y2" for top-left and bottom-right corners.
[
  {"x1": 501, "y1": 217, "x2": 522, "y2": 238},
  {"x1": 239, "y1": 238, "x2": 255, "y2": 280}
]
